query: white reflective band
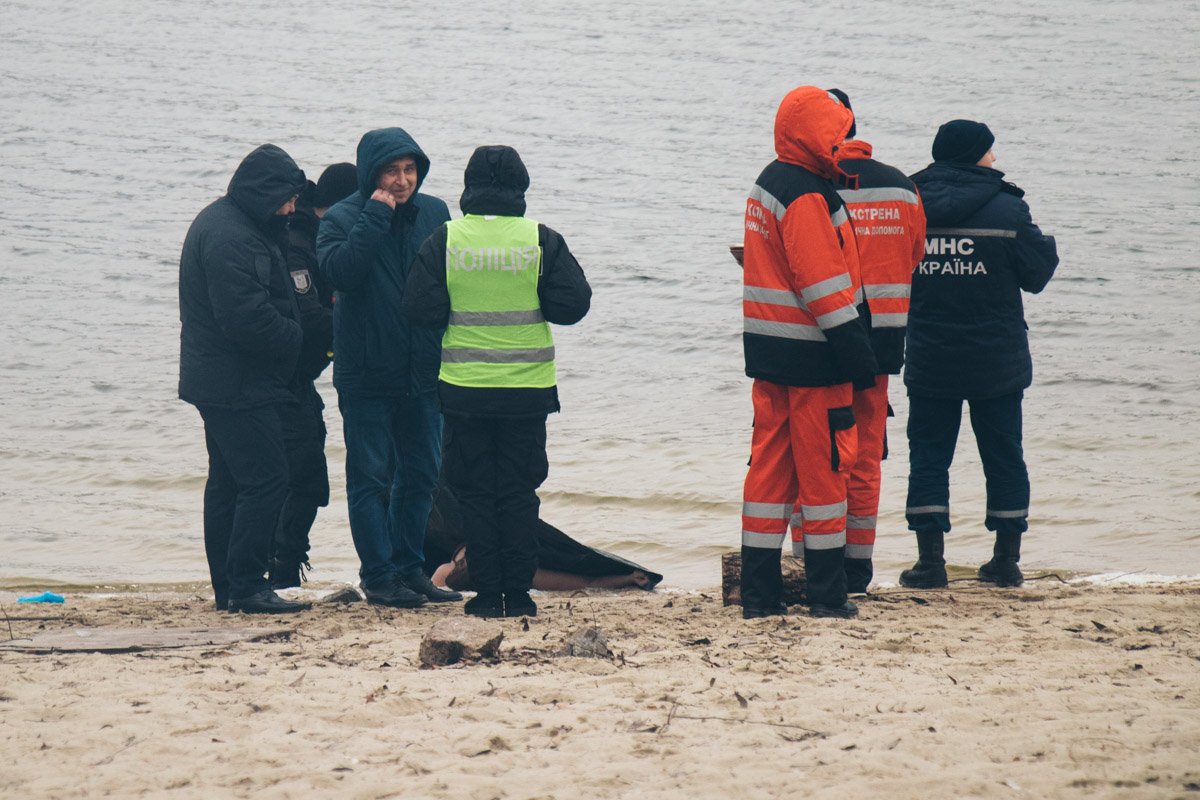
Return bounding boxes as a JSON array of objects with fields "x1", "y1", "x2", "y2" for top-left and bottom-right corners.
[
  {"x1": 800, "y1": 273, "x2": 853, "y2": 305},
  {"x1": 926, "y1": 227, "x2": 1017, "y2": 238},
  {"x1": 846, "y1": 515, "x2": 877, "y2": 529},
  {"x1": 742, "y1": 531, "x2": 786, "y2": 549},
  {"x1": 870, "y1": 312, "x2": 908, "y2": 328},
  {"x1": 442, "y1": 347, "x2": 556, "y2": 363},
  {"x1": 815, "y1": 304, "x2": 861, "y2": 330},
  {"x1": 790, "y1": 512, "x2": 802, "y2": 528},
  {"x1": 749, "y1": 184, "x2": 787, "y2": 222},
  {"x1": 987, "y1": 508, "x2": 1029, "y2": 518},
  {"x1": 846, "y1": 543, "x2": 874, "y2": 559},
  {"x1": 800, "y1": 501, "x2": 847, "y2": 521},
  {"x1": 744, "y1": 317, "x2": 827, "y2": 341},
  {"x1": 864, "y1": 283, "x2": 911, "y2": 300},
  {"x1": 830, "y1": 207, "x2": 849, "y2": 227},
  {"x1": 791, "y1": 540, "x2": 805, "y2": 557},
  {"x1": 907, "y1": 505, "x2": 949, "y2": 515},
  {"x1": 838, "y1": 187, "x2": 920, "y2": 205},
  {"x1": 744, "y1": 285, "x2": 801, "y2": 308},
  {"x1": 742, "y1": 501, "x2": 791, "y2": 519},
  {"x1": 449, "y1": 309, "x2": 545, "y2": 325},
  {"x1": 802, "y1": 531, "x2": 847, "y2": 550}
]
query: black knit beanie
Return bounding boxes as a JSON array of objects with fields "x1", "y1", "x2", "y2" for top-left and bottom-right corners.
[
  {"x1": 932, "y1": 120, "x2": 995, "y2": 165},
  {"x1": 313, "y1": 162, "x2": 358, "y2": 208},
  {"x1": 827, "y1": 88, "x2": 856, "y2": 139}
]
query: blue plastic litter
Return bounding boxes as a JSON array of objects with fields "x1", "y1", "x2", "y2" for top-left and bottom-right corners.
[{"x1": 16, "y1": 592, "x2": 65, "y2": 604}]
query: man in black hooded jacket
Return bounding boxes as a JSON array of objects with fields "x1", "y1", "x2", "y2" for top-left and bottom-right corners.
[
  {"x1": 403, "y1": 145, "x2": 591, "y2": 618},
  {"x1": 901, "y1": 120, "x2": 1059, "y2": 589},
  {"x1": 178, "y1": 143, "x2": 312, "y2": 614}
]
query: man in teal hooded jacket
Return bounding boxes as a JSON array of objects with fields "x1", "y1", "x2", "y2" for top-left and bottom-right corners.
[{"x1": 317, "y1": 127, "x2": 459, "y2": 608}]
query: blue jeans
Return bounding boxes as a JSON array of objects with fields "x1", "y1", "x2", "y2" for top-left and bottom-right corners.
[
  {"x1": 338, "y1": 391, "x2": 442, "y2": 587},
  {"x1": 905, "y1": 392, "x2": 1030, "y2": 537}
]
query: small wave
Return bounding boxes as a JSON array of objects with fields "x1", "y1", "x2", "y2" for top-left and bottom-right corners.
[{"x1": 541, "y1": 489, "x2": 736, "y2": 512}]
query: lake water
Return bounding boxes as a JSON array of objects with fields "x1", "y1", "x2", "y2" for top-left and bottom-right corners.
[{"x1": 2, "y1": 0, "x2": 1198, "y2": 591}]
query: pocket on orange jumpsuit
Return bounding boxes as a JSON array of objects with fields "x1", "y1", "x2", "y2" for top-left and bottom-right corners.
[{"x1": 826, "y1": 406, "x2": 857, "y2": 473}]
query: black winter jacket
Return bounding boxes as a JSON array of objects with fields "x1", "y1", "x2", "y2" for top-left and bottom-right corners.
[
  {"x1": 905, "y1": 162, "x2": 1059, "y2": 398},
  {"x1": 286, "y1": 204, "x2": 333, "y2": 384},
  {"x1": 402, "y1": 146, "x2": 591, "y2": 418},
  {"x1": 317, "y1": 128, "x2": 451, "y2": 397},
  {"x1": 178, "y1": 144, "x2": 306, "y2": 409}
]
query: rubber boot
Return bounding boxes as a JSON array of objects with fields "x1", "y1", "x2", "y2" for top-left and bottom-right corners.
[
  {"x1": 899, "y1": 530, "x2": 948, "y2": 588},
  {"x1": 845, "y1": 558, "x2": 873, "y2": 595},
  {"x1": 978, "y1": 531, "x2": 1024, "y2": 587},
  {"x1": 804, "y1": 546, "x2": 856, "y2": 618},
  {"x1": 740, "y1": 546, "x2": 786, "y2": 619}
]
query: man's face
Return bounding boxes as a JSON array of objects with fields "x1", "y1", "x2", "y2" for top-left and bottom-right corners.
[
  {"x1": 275, "y1": 194, "x2": 299, "y2": 216},
  {"x1": 976, "y1": 148, "x2": 996, "y2": 168},
  {"x1": 375, "y1": 157, "x2": 419, "y2": 204}
]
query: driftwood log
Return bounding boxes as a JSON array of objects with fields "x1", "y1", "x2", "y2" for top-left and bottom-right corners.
[{"x1": 721, "y1": 552, "x2": 807, "y2": 607}]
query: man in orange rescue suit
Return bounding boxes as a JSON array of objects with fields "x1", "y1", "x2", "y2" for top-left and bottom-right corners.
[
  {"x1": 741, "y1": 86, "x2": 878, "y2": 620},
  {"x1": 827, "y1": 89, "x2": 926, "y2": 594}
]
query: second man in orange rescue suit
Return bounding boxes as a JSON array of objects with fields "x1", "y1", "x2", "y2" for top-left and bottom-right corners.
[
  {"x1": 827, "y1": 89, "x2": 927, "y2": 593},
  {"x1": 740, "y1": 86, "x2": 878, "y2": 619}
]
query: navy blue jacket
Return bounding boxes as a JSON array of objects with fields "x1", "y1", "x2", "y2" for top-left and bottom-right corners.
[
  {"x1": 179, "y1": 144, "x2": 306, "y2": 409},
  {"x1": 905, "y1": 162, "x2": 1058, "y2": 398},
  {"x1": 317, "y1": 128, "x2": 451, "y2": 397}
]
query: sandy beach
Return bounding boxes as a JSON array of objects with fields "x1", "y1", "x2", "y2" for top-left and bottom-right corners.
[{"x1": 1, "y1": 577, "x2": 1198, "y2": 799}]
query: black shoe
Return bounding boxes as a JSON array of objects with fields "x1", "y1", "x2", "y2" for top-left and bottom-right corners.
[
  {"x1": 269, "y1": 559, "x2": 310, "y2": 590},
  {"x1": 809, "y1": 600, "x2": 859, "y2": 619},
  {"x1": 362, "y1": 576, "x2": 427, "y2": 609},
  {"x1": 978, "y1": 558, "x2": 1024, "y2": 587},
  {"x1": 899, "y1": 560, "x2": 949, "y2": 588},
  {"x1": 464, "y1": 592, "x2": 505, "y2": 618},
  {"x1": 214, "y1": 597, "x2": 228, "y2": 612},
  {"x1": 503, "y1": 591, "x2": 538, "y2": 618},
  {"x1": 401, "y1": 568, "x2": 463, "y2": 603},
  {"x1": 741, "y1": 602, "x2": 787, "y2": 620},
  {"x1": 227, "y1": 589, "x2": 311, "y2": 614}
]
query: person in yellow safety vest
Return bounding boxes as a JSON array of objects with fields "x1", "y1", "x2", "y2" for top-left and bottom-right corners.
[{"x1": 402, "y1": 145, "x2": 592, "y2": 619}]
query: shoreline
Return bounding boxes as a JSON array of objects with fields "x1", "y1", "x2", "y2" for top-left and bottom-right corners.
[{"x1": 2, "y1": 579, "x2": 1198, "y2": 798}]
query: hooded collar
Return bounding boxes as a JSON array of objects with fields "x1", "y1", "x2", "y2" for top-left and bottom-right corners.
[
  {"x1": 226, "y1": 144, "x2": 306, "y2": 228},
  {"x1": 459, "y1": 145, "x2": 529, "y2": 216},
  {"x1": 773, "y1": 87, "x2": 857, "y2": 184},
  {"x1": 355, "y1": 127, "x2": 431, "y2": 202},
  {"x1": 838, "y1": 139, "x2": 873, "y2": 161}
]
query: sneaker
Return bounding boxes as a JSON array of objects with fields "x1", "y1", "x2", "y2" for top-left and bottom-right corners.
[
  {"x1": 503, "y1": 591, "x2": 538, "y2": 618},
  {"x1": 978, "y1": 558, "x2": 1024, "y2": 587},
  {"x1": 809, "y1": 600, "x2": 859, "y2": 619},
  {"x1": 362, "y1": 576, "x2": 427, "y2": 609},
  {"x1": 741, "y1": 602, "x2": 787, "y2": 620},
  {"x1": 899, "y1": 560, "x2": 949, "y2": 589},
  {"x1": 401, "y1": 568, "x2": 463, "y2": 603},
  {"x1": 464, "y1": 592, "x2": 504, "y2": 618}
]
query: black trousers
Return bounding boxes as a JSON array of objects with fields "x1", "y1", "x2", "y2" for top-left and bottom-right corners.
[
  {"x1": 272, "y1": 383, "x2": 329, "y2": 564},
  {"x1": 198, "y1": 404, "x2": 289, "y2": 604},
  {"x1": 906, "y1": 392, "x2": 1030, "y2": 537},
  {"x1": 441, "y1": 414, "x2": 548, "y2": 595}
]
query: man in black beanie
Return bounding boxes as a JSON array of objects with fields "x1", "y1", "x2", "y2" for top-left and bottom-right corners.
[
  {"x1": 402, "y1": 145, "x2": 592, "y2": 618},
  {"x1": 901, "y1": 121, "x2": 1058, "y2": 589}
]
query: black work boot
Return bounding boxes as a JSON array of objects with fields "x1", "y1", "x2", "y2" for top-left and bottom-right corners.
[
  {"x1": 739, "y1": 546, "x2": 786, "y2": 619},
  {"x1": 503, "y1": 591, "x2": 538, "y2": 618},
  {"x1": 464, "y1": 592, "x2": 505, "y2": 618},
  {"x1": 899, "y1": 530, "x2": 948, "y2": 588},
  {"x1": 269, "y1": 558, "x2": 310, "y2": 590},
  {"x1": 978, "y1": 531, "x2": 1024, "y2": 587},
  {"x1": 401, "y1": 567, "x2": 463, "y2": 603},
  {"x1": 845, "y1": 557, "x2": 874, "y2": 595}
]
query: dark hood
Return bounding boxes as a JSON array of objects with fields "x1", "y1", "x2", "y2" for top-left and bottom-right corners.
[
  {"x1": 909, "y1": 162, "x2": 1023, "y2": 226},
  {"x1": 355, "y1": 127, "x2": 431, "y2": 201},
  {"x1": 227, "y1": 144, "x2": 306, "y2": 227},
  {"x1": 459, "y1": 145, "x2": 529, "y2": 216}
]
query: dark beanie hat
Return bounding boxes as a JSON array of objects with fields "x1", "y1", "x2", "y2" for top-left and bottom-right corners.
[
  {"x1": 932, "y1": 120, "x2": 995, "y2": 165},
  {"x1": 827, "y1": 88, "x2": 856, "y2": 139},
  {"x1": 460, "y1": 145, "x2": 530, "y2": 216},
  {"x1": 313, "y1": 162, "x2": 358, "y2": 208}
]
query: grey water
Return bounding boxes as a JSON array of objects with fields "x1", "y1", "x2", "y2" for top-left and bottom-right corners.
[{"x1": 2, "y1": 0, "x2": 1198, "y2": 591}]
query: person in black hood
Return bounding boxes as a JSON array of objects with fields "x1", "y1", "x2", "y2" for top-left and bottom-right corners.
[
  {"x1": 317, "y1": 128, "x2": 457, "y2": 608},
  {"x1": 900, "y1": 120, "x2": 1059, "y2": 590},
  {"x1": 403, "y1": 145, "x2": 591, "y2": 618},
  {"x1": 178, "y1": 143, "x2": 311, "y2": 614},
  {"x1": 268, "y1": 163, "x2": 358, "y2": 590}
]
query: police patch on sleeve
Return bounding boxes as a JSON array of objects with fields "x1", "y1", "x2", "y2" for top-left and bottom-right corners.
[{"x1": 290, "y1": 269, "x2": 312, "y2": 294}]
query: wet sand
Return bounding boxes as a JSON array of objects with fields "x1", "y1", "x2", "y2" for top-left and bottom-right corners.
[{"x1": 1, "y1": 579, "x2": 1198, "y2": 799}]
